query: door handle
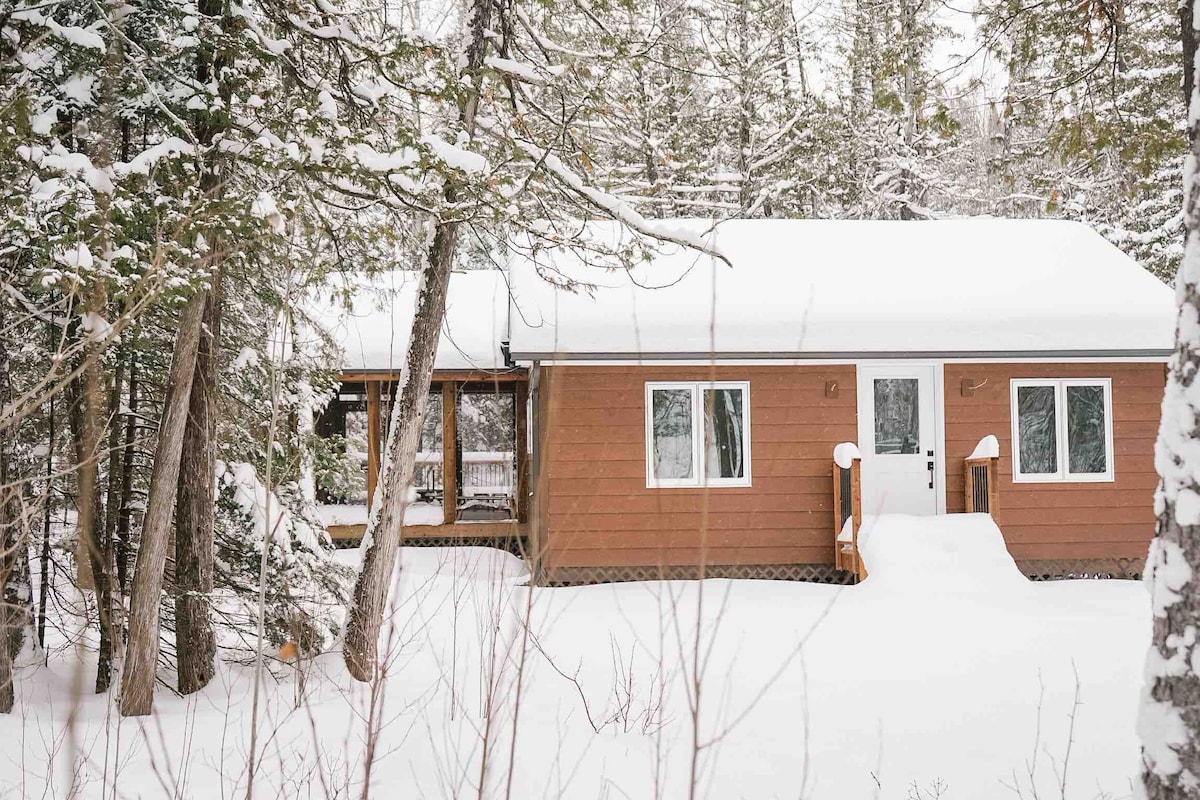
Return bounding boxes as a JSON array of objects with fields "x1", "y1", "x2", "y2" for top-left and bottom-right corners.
[{"x1": 927, "y1": 460, "x2": 935, "y2": 489}]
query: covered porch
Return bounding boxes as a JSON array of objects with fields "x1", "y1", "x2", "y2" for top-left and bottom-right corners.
[{"x1": 316, "y1": 369, "x2": 530, "y2": 543}]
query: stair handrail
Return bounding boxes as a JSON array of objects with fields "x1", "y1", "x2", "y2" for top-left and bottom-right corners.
[
  {"x1": 833, "y1": 443, "x2": 863, "y2": 579},
  {"x1": 964, "y1": 435, "x2": 1000, "y2": 516}
]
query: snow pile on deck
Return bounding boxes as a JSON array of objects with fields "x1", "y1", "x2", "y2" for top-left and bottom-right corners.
[{"x1": 857, "y1": 512, "x2": 1031, "y2": 594}]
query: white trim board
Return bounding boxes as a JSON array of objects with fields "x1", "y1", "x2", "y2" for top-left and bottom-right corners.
[{"x1": 520, "y1": 356, "x2": 1168, "y2": 367}]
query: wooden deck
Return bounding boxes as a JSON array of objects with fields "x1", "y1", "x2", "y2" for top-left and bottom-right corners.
[{"x1": 327, "y1": 521, "x2": 527, "y2": 541}]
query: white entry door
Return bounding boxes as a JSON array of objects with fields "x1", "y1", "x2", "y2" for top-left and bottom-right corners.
[{"x1": 857, "y1": 364, "x2": 940, "y2": 516}]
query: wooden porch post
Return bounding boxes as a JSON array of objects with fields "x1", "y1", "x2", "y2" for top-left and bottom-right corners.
[
  {"x1": 442, "y1": 382, "x2": 457, "y2": 526},
  {"x1": 514, "y1": 381, "x2": 529, "y2": 524},
  {"x1": 365, "y1": 381, "x2": 381, "y2": 511}
]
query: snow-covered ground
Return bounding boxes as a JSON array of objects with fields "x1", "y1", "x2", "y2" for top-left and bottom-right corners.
[{"x1": 0, "y1": 515, "x2": 1149, "y2": 798}]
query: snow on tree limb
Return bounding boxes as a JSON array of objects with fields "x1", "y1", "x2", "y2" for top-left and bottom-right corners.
[{"x1": 507, "y1": 135, "x2": 732, "y2": 266}]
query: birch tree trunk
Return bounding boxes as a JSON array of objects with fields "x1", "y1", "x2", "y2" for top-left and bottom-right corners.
[
  {"x1": 175, "y1": 281, "x2": 221, "y2": 695},
  {"x1": 118, "y1": 290, "x2": 206, "y2": 716},
  {"x1": 1139, "y1": 8, "x2": 1200, "y2": 795},
  {"x1": 342, "y1": 0, "x2": 492, "y2": 682}
]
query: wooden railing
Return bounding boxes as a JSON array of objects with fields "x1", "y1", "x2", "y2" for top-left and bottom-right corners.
[
  {"x1": 964, "y1": 435, "x2": 999, "y2": 516},
  {"x1": 832, "y1": 443, "x2": 865, "y2": 581},
  {"x1": 413, "y1": 451, "x2": 516, "y2": 503}
]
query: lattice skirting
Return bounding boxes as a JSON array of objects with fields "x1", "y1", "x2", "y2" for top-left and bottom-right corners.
[
  {"x1": 332, "y1": 535, "x2": 528, "y2": 557},
  {"x1": 1015, "y1": 558, "x2": 1145, "y2": 581},
  {"x1": 329, "y1": 538, "x2": 1143, "y2": 585},
  {"x1": 536, "y1": 563, "x2": 855, "y2": 587}
]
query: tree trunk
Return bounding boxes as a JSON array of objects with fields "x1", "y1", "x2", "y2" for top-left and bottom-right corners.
[
  {"x1": 120, "y1": 0, "x2": 229, "y2": 715},
  {"x1": 343, "y1": 231, "x2": 459, "y2": 681},
  {"x1": 1183, "y1": 0, "x2": 1194, "y2": 109},
  {"x1": 0, "y1": 335, "x2": 22, "y2": 712},
  {"x1": 343, "y1": 0, "x2": 494, "y2": 683},
  {"x1": 736, "y1": 0, "x2": 753, "y2": 213},
  {"x1": 81, "y1": 0, "x2": 129, "y2": 695},
  {"x1": 1138, "y1": 7, "x2": 1200, "y2": 796},
  {"x1": 37, "y1": 380, "x2": 53, "y2": 652},
  {"x1": 115, "y1": 341, "x2": 138, "y2": 596},
  {"x1": 175, "y1": 279, "x2": 221, "y2": 695},
  {"x1": 118, "y1": 290, "x2": 206, "y2": 717},
  {"x1": 898, "y1": 0, "x2": 917, "y2": 220},
  {"x1": 94, "y1": 343, "x2": 122, "y2": 694}
]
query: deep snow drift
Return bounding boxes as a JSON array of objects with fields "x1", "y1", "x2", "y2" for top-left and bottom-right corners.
[{"x1": 0, "y1": 519, "x2": 1150, "y2": 798}]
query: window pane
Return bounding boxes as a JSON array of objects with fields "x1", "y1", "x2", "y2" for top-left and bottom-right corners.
[
  {"x1": 704, "y1": 388, "x2": 746, "y2": 479},
  {"x1": 874, "y1": 379, "x2": 920, "y2": 455},
  {"x1": 652, "y1": 389, "x2": 694, "y2": 480},
  {"x1": 1067, "y1": 385, "x2": 1107, "y2": 474},
  {"x1": 1017, "y1": 385, "x2": 1058, "y2": 474}
]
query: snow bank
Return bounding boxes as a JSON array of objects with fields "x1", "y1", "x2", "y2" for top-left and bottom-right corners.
[
  {"x1": 318, "y1": 502, "x2": 446, "y2": 527},
  {"x1": 857, "y1": 513, "x2": 1030, "y2": 594},
  {"x1": 506, "y1": 218, "x2": 1175, "y2": 357},
  {"x1": 3, "y1": 530, "x2": 1150, "y2": 799},
  {"x1": 333, "y1": 544, "x2": 527, "y2": 582}
]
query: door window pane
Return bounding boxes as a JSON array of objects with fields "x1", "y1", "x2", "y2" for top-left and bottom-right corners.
[
  {"x1": 652, "y1": 388, "x2": 694, "y2": 480},
  {"x1": 704, "y1": 388, "x2": 745, "y2": 479},
  {"x1": 1017, "y1": 385, "x2": 1058, "y2": 474},
  {"x1": 1067, "y1": 385, "x2": 1107, "y2": 474},
  {"x1": 874, "y1": 378, "x2": 920, "y2": 455}
]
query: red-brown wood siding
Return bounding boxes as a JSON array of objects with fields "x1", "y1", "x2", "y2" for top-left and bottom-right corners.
[
  {"x1": 538, "y1": 365, "x2": 857, "y2": 568},
  {"x1": 943, "y1": 362, "x2": 1164, "y2": 561},
  {"x1": 537, "y1": 361, "x2": 1164, "y2": 570}
]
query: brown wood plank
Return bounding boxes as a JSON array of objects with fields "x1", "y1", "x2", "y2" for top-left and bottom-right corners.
[
  {"x1": 550, "y1": 511, "x2": 834, "y2": 533},
  {"x1": 1005, "y1": 540, "x2": 1150, "y2": 560},
  {"x1": 549, "y1": 492, "x2": 834, "y2": 514},
  {"x1": 998, "y1": 523, "x2": 1153, "y2": 543},
  {"x1": 365, "y1": 381, "x2": 381, "y2": 511},
  {"x1": 326, "y1": 521, "x2": 526, "y2": 540},
  {"x1": 442, "y1": 382, "x2": 458, "y2": 526},
  {"x1": 515, "y1": 381, "x2": 529, "y2": 524},
  {"x1": 546, "y1": 545, "x2": 835, "y2": 568},
  {"x1": 341, "y1": 369, "x2": 528, "y2": 383},
  {"x1": 548, "y1": 475, "x2": 834, "y2": 496}
]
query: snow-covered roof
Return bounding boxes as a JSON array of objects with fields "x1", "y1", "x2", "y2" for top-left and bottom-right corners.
[
  {"x1": 506, "y1": 218, "x2": 1176, "y2": 359},
  {"x1": 313, "y1": 270, "x2": 510, "y2": 372}
]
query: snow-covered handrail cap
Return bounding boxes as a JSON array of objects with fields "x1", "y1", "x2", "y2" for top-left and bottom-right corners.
[
  {"x1": 833, "y1": 442, "x2": 862, "y2": 469},
  {"x1": 968, "y1": 434, "x2": 1000, "y2": 460}
]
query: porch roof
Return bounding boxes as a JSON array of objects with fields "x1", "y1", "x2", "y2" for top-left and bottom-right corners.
[
  {"x1": 309, "y1": 270, "x2": 511, "y2": 373},
  {"x1": 505, "y1": 218, "x2": 1176, "y2": 360}
]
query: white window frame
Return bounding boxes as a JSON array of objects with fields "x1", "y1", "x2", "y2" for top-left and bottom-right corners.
[
  {"x1": 645, "y1": 381, "x2": 752, "y2": 488},
  {"x1": 1010, "y1": 378, "x2": 1114, "y2": 483}
]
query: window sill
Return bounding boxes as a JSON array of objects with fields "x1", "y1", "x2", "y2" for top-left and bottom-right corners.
[
  {"x1": 1011, "y1": 474, "x2": 1115, "y2": 484},
  {"x1": 646, "y1": 481, "x2": 753, "y2": 490}
]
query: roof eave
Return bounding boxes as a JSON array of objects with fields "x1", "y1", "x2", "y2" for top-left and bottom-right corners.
[{"x1": 509, "y1": 348, "x2": 1172, "y2": 362}]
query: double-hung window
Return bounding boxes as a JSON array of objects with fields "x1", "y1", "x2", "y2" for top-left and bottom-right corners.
[
  {"x1": 1010, "y1": 378, "x2": 1114, "y2": 482},
  {"x1": 646, "y1": 382, "x2": 751, "y2": 487}
]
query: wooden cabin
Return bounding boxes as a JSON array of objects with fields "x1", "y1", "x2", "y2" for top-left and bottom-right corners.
[{"x1": 320, "y1": 219, "x2": 1176, "y2": 584}]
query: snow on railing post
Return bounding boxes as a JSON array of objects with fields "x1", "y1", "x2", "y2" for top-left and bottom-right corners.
[
  {"x1": 964, "y1": 435, "x2": 1000, "y2": 517},
  {"x1": 833, "y1": 443, "x2": 863, "y2": 580}
]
